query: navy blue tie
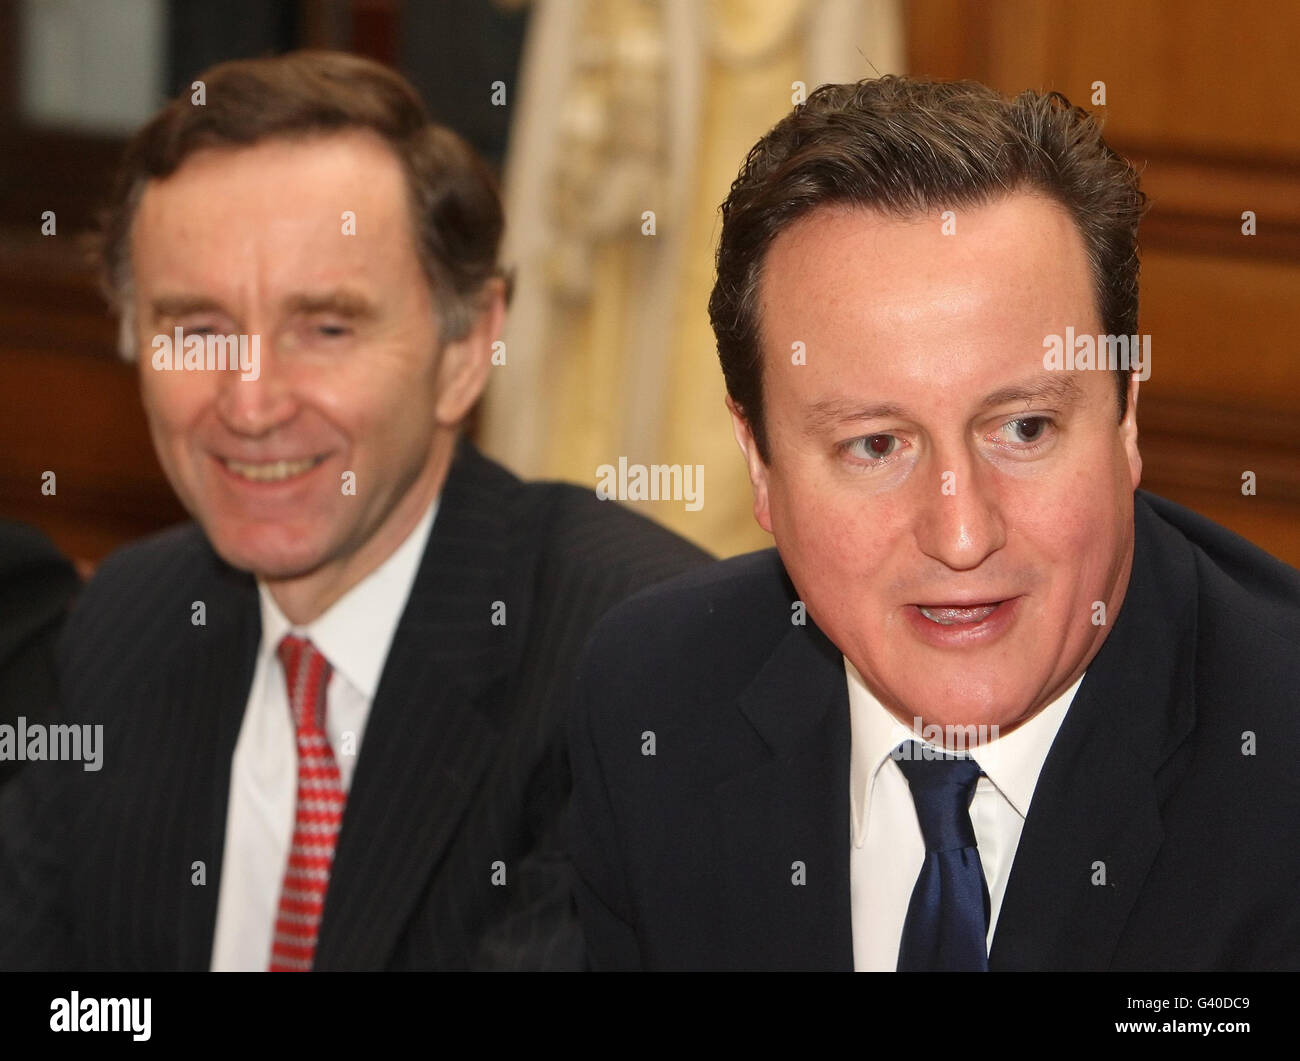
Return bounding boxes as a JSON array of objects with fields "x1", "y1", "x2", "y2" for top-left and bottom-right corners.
[{"x1": 894, "y1": 742, "x2": 990, "y2": 971}]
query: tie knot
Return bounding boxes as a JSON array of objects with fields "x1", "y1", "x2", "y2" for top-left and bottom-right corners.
[
  {"x1": 894, "y1": 742, "x2": 982, "y2": 853},
  {"x1": 277, "y1": 635, "x2": 333, "y2": 733}
]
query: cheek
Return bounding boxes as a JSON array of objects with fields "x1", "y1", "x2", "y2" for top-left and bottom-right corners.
[
  {"x1": 310, "y1": 360, "x2": 390, "y2": 424},
  {"x1": 1018, "y1": 465, "x2": 1131, "y2": 614},
  {"x1": 140, "y1": 373, "x2": 212, "y2": 437},
  {"x1": 768, "y1": 471, "x2": 897, "y2": 606},
  {"x1": 311, "y1": 365, "x2": 436, "y2": 464},
  {"x1": 327, "y1": 343, "x2": 438, "y2": 418},
  {"x1": 767, "y1": 469, "x2": 832, "y2": 556}
]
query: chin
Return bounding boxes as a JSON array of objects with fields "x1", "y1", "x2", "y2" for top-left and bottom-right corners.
[
  {"x1": 879, "y1": 670, "x2": 1040, "y2": 734},
  {"x1": 206, "y1": 524, "x2": 330, "y2": 581},
  {"x1": 917, "y1": 697, "x2": 1022, "y2": 735}
]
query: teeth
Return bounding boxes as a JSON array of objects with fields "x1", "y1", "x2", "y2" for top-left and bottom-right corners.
[
  {"x1": 224, "y1": 457, "x2": 318, "y2": 482},
  {"x1": 920, "y1": 603, "x2": 999, "y2": 625}
]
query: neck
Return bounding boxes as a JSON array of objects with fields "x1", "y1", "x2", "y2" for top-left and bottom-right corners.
[{"x1": 264, "y1": 431, "x2": 457, "y2": 625}]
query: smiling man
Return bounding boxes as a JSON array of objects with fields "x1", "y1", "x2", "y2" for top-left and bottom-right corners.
[
  {"x1": 568, "y1": 77, "x2": 1300, "y2": 970},
  {"x1": 0, "y1": 52, "x2": 708, "y2": 971}
]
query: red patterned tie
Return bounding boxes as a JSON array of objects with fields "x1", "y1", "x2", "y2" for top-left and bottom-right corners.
[{"x1": 269, "y1": 635, "x2": 344, "y2": 971}]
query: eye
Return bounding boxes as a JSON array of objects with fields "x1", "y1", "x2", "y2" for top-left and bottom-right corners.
[
  {"x1": 994, "y1": 416, "x2": 1056, "y2": 452},
  {"x1": 843, "y1": 433, "x2": 902, "y2": 463},
  {"x1": 317, "y1": 323, "x2": 350, "y2": 338},
  {"x1": 1008, "y1": 417, "x2": 1049, "y2": 442}
]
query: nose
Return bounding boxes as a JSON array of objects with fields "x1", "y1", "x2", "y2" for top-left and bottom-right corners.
[
  {"x1": 912, "y1": 443, "x2": 1007, "y2": 571},
  {"x1": 213, "y1": 334, "x2": 295, "y2": 437}
]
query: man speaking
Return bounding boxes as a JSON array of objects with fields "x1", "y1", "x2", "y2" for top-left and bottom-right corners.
[
  {"x1": 0, "y1": 51, "x2": 707, "y2": 970},
  {"x1": 568, "y1": 76, "x2": 1300, "y2": 970}
]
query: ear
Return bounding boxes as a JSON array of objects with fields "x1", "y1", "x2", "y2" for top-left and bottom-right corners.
[
  {"x1": 727, "y1": 396, "x2": 774, "y2": 534},
  {"x1": 434, "y1": 278, "x2": 507, "y2": 426},
  {"x1": 1121, "y1": 372, "x2": 1142, "y2": 491}
]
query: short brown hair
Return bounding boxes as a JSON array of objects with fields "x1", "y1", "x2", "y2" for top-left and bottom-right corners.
[
  {"x1": 100, "y1": 50, "x2": 505, "y2": 353},
  {"x1": 709, "y1": 76, "x2": 1149, "y2": 461}
]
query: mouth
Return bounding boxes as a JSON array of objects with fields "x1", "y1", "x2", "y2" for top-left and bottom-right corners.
[
  {"x1": 917, "y1": 602, "x2": 1004, "y2": 626},
  {"x1": 217, "y1": 455, "x2": 328, "y2": 483},
  {"x1": 905, "y1": 596, "x2": 1020, "y2": 646}
]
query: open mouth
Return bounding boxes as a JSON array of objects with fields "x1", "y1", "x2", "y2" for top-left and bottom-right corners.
[
  {"x1": 219, "y1": 455, "x2": 327, "y2": 483},
  {"x1": 917, "y1": 602, "x2": 1003, "y2": 626},
  {"x1": 906, "y1": 597, "x2": 1019, "y2": 645}
]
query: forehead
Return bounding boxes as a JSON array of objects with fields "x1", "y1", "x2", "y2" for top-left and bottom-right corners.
[
  {"x1": 760, "y1": 192, "x2": 1093, "y2": 328},
  {"x1": 130, "y1": 130, "x2": 419, "y2": 285},
  {"x1": 755, "y1": 193, "x2": 1101, "y2": 405}
]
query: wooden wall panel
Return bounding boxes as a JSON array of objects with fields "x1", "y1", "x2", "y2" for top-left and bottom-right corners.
[
  {"x1": 973, "y1": 0, "x2": 1300, "y2": 158},
  {"x1": 1139, "y1": 252, "x2": 1300, "y2": 403},
  {"x1": 0, "y1": 230, "x2": 187, "y2": 568},
  {"x1": 0, "y1": 345, "x2": 186, "y2": 568}
]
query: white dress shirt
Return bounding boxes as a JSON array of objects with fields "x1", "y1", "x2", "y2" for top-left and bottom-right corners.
[
  {"x1": 847, "y1": 658, "x2": 1082, "y2": 971},
  {"x1": 210, "y1": 499, "x2": 438, "y2": 971}
]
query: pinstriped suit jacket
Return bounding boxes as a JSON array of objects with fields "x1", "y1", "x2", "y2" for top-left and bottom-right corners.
[{"x1": 0, "y1": 439, "x2": 709, "y2": 970}]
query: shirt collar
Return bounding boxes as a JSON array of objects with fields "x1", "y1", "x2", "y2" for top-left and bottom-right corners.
[
  {"x1": 847, "y1": 657, "x2": 1083, "y2": 847},
  {"x1": 257, "y1": 498, "x2": 439, "y2": 700}
]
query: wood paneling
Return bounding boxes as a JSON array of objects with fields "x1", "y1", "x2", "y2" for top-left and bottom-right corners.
[
  {"x1": 0, "y1": 233, "x2": 186, "y2": 566},
  {"x1": 1139, "y1": 251, "x2": 1300, "y2": 403},
  {"x1": 0, "y1": 345, "x2": 187, "y2": 567}
]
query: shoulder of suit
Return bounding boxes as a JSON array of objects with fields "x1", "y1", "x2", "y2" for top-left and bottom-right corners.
[
  {"x1": 78, "y1": 521, "x2": 223, "y2": 601},
  {"x1": 577, "y1": 549, "x2": 798, "y2": 710},
  {"x1": 0, "y1": 521, "x2": 79, "y2": 662},
  {"x1": 1137, "y1": 490, "x2": 1300, "y2": 717},
  {"x1": 0, "y1": 520, "x2": 77, "y2": 583},
  {"x1": 60, "y1": 522, "x2": 240, "y2": 677},
  {"x1": 1138, "y1": 490, "x2": 1300, "y2": 625},
  {"x1": 460, "y1": 442, "x2": 712, "y2": 589},
  {"x1": 528, "y1": 481, "x2": 710, "y2": 565}
]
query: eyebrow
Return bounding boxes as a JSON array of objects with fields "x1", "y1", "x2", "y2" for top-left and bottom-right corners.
[
  {"x1": 805, "y1": 399, "x2": 907, "y2": 432},
  {"x1": 149, "y1": 295, "x2": 225, "y2": 321},
  {"x1": 804, "y1": 373, "x2": 1085, "y2": 432},
  {"x1": 282, "y1": 289, "x2": 380, "y2": 319},
  {"x1": 978, "y1": 374, "x2": 1084, "y2": 409},
  {"x1": 148, "y1": 289, "x2": 380, "y2": 323}
]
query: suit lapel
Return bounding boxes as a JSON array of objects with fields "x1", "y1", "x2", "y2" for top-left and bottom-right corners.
[
  {"x1": 713, "y1": 619, "x2": 854, "y2": 970},
  {"x1": 990, "y1": 496, "x2": 1199, "y2": 970},
  {"x1": 314, "y1": 442, "x2": 521, "y2": 969},
  {"x1": 162, "y1": 551, "x2": 259, "y2": 970}
]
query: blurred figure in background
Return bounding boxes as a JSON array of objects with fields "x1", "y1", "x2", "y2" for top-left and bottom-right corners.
[{"x1": 0, "y1": 521, "x2": 79, "y2": 789}]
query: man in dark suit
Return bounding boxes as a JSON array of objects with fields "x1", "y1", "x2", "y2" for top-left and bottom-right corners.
[
  {"x1": 569, "y1": 77, "x2": 1300, "y2": 970},
  {"x1": 0, "y1": 52, "x2": 707, "y2": 971}
]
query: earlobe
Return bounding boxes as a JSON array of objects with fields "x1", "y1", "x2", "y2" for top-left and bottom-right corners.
[
  {"x1": 752, "y1": 478, "x2": 773, "y2": 534},
  {"x1": 726, "y1": 397, "x2": 774, "y2": 534},
  {"x1": 1123, "y1": 374, "x2": 1143, "y2": 490}
]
